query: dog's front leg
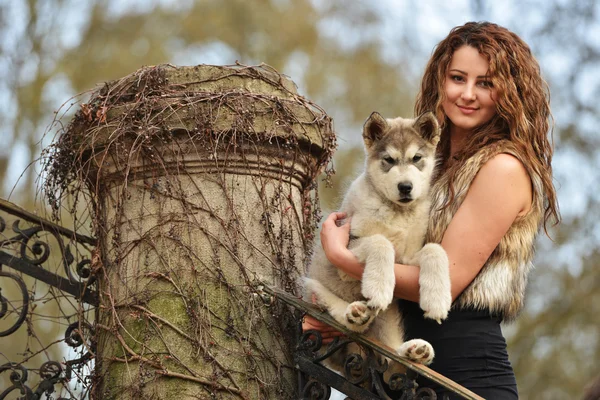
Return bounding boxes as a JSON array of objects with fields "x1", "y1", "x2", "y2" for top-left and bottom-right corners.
[
  {"x1": 413, "y1": 243, "x2": 452, "y2": 323},
  {"x1": 350, "y1": 234, "x2": 396, "y2": 311}
]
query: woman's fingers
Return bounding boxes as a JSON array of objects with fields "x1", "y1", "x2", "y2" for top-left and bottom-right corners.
[
  {"x1": 302, "y1": 314, "x2": 344, "y2": 343},
  {"x1": 320, "y1": 212, "x2": 352, "y2": 264},
  {"x1": 323, "y1": 211, "x2": 348, "y2": 227},
  {"x1": 302, "y1": 314, "x2": 329, "y2": 330}
]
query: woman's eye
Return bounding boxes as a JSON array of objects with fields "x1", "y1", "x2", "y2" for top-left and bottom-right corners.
[
  {"x1": 451, "y1": 75, "x2": 464, "y2": 82},
  {"x1": 478, "y1": 80, "x2": 493, "y2": 88},
  {"x1": 384, "y1": 157, "x2": 395, "y2": 164},
  {"x1": 412, "y1": 154, "x2": 422, "y2": 162}
]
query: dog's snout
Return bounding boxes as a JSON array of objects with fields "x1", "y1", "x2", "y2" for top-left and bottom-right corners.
[{"x1": 398, "y1": 182, "x2": 413, "y2": 195}]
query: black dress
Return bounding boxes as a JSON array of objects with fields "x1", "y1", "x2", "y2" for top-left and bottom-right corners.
[{"x1": 399, "y1": 299, "x2": 519, "y2": 399}]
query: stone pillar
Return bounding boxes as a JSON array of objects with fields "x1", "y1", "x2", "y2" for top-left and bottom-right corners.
[{"x1": 54, "y1": 64, "x2": 334, "y2": 399}]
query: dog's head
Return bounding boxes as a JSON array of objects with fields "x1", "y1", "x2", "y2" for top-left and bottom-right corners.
[{"x1": 362, "y1": 111, "x2": 441, "y2": 206}]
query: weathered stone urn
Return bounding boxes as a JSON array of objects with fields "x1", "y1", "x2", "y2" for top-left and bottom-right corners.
[{"x1": 45, "y1": 64, "x2": 335, "y2": 399}]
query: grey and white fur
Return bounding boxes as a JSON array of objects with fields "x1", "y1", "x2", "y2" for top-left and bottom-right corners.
[{"x1": 302, "y1": 111, "x2": 452, "y2": 368}]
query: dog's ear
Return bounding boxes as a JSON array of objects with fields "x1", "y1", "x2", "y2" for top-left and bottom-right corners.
[
  {"x1": 363, "y1": 112, "x2": 389, "y2": 147},
  {"x1": 414, "y1": 112, "x2": 441, "y2": 146}
]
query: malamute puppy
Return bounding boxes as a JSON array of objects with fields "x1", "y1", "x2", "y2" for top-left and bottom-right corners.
[{"x1": 303, "y1": 111, "x2": 451, "y2": 367}]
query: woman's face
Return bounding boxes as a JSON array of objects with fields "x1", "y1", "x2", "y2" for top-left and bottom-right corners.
[{"x1": 442, "y1": 45, "x2": 497, "y2": 136}]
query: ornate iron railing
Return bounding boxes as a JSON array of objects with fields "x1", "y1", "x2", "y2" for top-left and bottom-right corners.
[
  {"x1": 0, "y1": 196, "x2": 482, "y2": 399},
  {"x1": 0, "y1": 199, "x2": 97, "y2": 399},
  {"x1": 259, "y1": 284, "x2": 484, "y2": 400}
]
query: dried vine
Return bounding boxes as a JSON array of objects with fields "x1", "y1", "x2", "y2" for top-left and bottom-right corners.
[{"x1": 41, "y1": 63, "x2": 336, "y2": 399}]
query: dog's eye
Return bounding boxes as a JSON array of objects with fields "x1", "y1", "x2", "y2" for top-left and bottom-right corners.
[
  {"x1": 412, "y1": 154, "x2": 422, "y2": 162},
  {"x1": 383, "y1": 156, "x2": 395, "y2": 164}
]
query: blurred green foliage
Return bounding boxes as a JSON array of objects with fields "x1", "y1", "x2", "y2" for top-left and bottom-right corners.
[{"x1": 0, "y1": 0, "x2": 599, "y2": 398}]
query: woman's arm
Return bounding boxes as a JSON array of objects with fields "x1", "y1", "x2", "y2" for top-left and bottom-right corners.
[{"x1": 325, "y1": 153, "x2": 533, "y2": 302}]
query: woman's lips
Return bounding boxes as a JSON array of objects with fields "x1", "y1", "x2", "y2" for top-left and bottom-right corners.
[{"x1": 457, "y1": 105, "x2": 478, "y2": 115}]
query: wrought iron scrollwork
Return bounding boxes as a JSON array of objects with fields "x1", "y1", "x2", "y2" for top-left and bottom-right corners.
[
  {"x1": 0, "y1": 362, "x2": 33, "y2": 399},
  {"x1": 259, "y1": 284, "x2": 477, "y2": 399},
  {"x1": 0, "y1": 214, "x2": 98, "y2": 301},
  {"x1": 0, "y1": 270, "x2": 28, "y2": 336},
  {"x1": 0, "y1": 321, "x2": 95, "y2": 399},
  {"x1": 13, "y1": 221, "x2": 51, "y2": 265},
  {"x1": 301, "y1": 378, "x2": 332, "y2": 400},
  {"x1": 0, "y1": 199, "x2": 97, "y2": 399},
  {"x1": 0, "y1": 360, "x2": 80, "y2": 400},
  {"x1": 297, "y1": 330, "x2": 429, "y2": 400}
]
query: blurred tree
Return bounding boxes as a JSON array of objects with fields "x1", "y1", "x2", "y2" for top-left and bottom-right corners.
[
  {"x1": 509, "y1": 250, "x2": 600, "y2": 398},
  {"x1": 498, "y1": 1, "x2": 600, "y2": 399},
  {"x1": 0, "y1": 0, "x2": 599, "y2": 398},
  {"x1": 1, "y1": 0, "x2": 415, "y2": 202},
  {"x1": 319, "y1": 145, "x2": 364, "y2": 211}
]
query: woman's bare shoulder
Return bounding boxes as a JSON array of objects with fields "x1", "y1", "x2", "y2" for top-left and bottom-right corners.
[{"x1": 472, "y1": 152, "x2": 532, "y2": 215}]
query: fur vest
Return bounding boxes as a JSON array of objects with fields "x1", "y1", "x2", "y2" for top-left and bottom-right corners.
[{"x1": 426, "y1": 140, "x2": 544, "y2": 321}]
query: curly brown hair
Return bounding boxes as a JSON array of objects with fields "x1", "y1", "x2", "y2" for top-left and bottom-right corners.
[{"x1": 415, "y1": 21, "x2": 560, "y2": 233}]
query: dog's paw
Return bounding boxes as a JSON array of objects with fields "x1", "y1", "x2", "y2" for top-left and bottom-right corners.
[
  {"x1": 420, "y1": 291, "x2": 451, "y2": 324},
  {"x1": 362, "y1": 276, "x2": 394, "y2": 310},
  {"x1": 345, "y1": 300, "x2": 378, "y2": 329},
  {"x1": 363, "y1": 290, "x2": 393, "y2": 311},
  {"x1": 397, "y1": 339, "x2": 434, "y2": 365}
]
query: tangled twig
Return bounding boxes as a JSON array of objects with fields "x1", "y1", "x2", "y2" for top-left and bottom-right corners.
[{"x1": 41, "y1": 63, "x2": 335, "y2": 399}]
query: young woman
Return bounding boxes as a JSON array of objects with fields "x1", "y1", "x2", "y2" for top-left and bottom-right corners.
[{"x1": 303, "y1": 21, "x2": 560, "y2": 399}]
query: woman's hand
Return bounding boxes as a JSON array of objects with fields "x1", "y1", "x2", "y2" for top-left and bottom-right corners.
[
  {"x1": 320, "y1": 212, "x2": 351, "y2": 266},
  {"x1": 301, "y1": 294, "x2": 344, "y2": 344},
  {"x1": 301, "y1": 315, "x2": 344, "y2": 344},
  {"x1": 300, "y1": 213, "x2": 352, "y2": 343}
]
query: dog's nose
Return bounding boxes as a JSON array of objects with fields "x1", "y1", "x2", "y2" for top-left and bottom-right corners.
[{"x1": 398, "y1": 182, "x2": 413, "y2": 195}]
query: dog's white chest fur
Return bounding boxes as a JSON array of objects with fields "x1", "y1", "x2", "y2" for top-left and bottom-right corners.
[
  {"x1": 342, "y1": 186, "x2": 429, "y2": 264},
  {"x1": 343, "y1": 175, "x2": 429, "y2": 264}
]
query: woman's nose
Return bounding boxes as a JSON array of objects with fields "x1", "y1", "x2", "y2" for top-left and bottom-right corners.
[{"x1": 461, "y1": 84, "x2": 476, "y2": 101}]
